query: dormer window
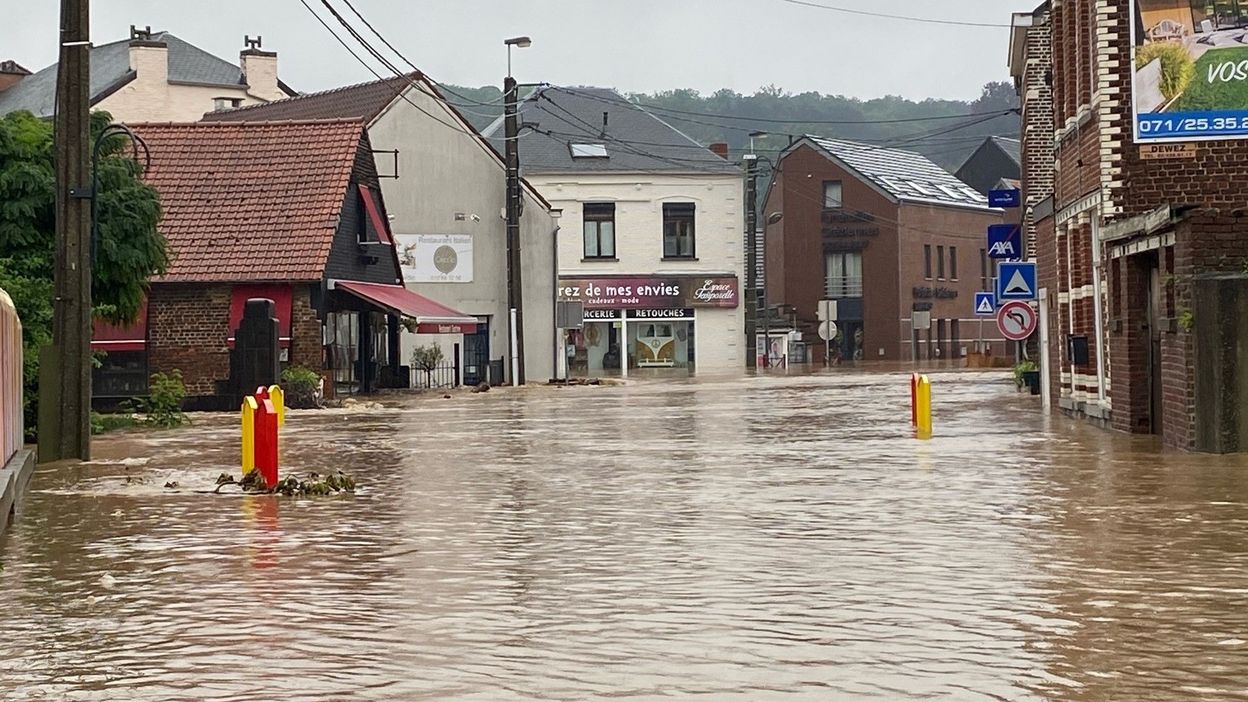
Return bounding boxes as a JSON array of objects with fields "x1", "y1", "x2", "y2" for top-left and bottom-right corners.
[{"x1": 213, "y1": 96, "x2": 243, "y2": 112}]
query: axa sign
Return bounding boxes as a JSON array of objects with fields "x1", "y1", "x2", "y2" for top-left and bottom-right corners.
[{"x1": 987, "y1": 224, "x2": 1022, "y2": 260}]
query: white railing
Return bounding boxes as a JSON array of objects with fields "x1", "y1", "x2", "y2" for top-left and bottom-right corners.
[
  {"x1": 0, "y1": 289, "x2": 22, "y2": 466},
  {"x1": 825, "y1": 277, "x2": 864, "y2": 298}
]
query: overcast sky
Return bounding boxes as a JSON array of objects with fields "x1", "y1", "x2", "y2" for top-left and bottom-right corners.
[{"x1": 6, "y1": 1, "x2": 1027, "y2": 101}]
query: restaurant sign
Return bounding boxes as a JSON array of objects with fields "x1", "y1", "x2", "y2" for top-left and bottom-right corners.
[{"x1": 558, "y1": 275, "x2": 739, "y2": 309}]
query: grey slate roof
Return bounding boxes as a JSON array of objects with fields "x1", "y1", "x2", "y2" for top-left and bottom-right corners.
[
  {"x1": 0, "y1": 32, "x2": 288, "y2": 118},
  {"x1": 806, "y1": 136, "x2": 990, "y2": 210},
  {"x1": 992, "y1": 136, "x2": 1022, "y2": 167},
  {"x1": 484, "y1": 86, "x2": 740, "y2": 175}
]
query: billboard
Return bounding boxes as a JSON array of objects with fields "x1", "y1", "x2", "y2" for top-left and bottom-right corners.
[
  {"x1": 1133, "y1": 0, "x2": 1248, "y2": 141},
  {"x1": 397, "y1": 234, "x2": 473, "y2": 283},
  {"x1": 556, "y1": 275, "x2": 739, "y2": 309}
]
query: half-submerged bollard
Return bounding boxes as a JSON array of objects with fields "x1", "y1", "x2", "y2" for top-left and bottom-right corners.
[
  {"x1": 915, "y1": 375, "x2": 933, "y2": 439},
  {"x1": 910, "y1": 373, "x2": 920, "y2": 427},
  {"x1": 241, "y1": 384, "x2": 285, "y2": 490}
]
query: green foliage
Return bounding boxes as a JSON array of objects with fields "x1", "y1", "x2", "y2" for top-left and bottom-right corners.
[
  {"x1": 90, "y1": 410, "x2": 137, "y2": 435},
  {"x1": 137, "y1": 371, "x2": 186, "y2": 428},
  {"x1": 281, "y1": 365, "x2": 323, "y2": 409},
  {"x1": 410, "y1": 344, "x2": 445, "y2": 372},
  {"x1": 446, "y1": 81, "x2": 1019, "y2": 171},
  {"x1": 0, "y1": 110, "x2": 167, "y2": 438},
  {"x1": 1179, "y1": 309, "x2": 1195, "y2": 332},
  {"x1": 1014, "y1": 360, "x2": 1039, "y2": 386},
  {"x1": 1138, "y1": 42, "x2": 1196, "y2": 103}
]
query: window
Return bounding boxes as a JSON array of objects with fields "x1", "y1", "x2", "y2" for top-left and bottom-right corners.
[
  {"x1": 937, "y1": 246, "x2": 945, "y2": 280},
  {"x1": 825, "y1": 251, "x2": 863, "y2": 298},
  {"x1": 583, "y1": 203, "x2": 616, "y2": 259},
  {"x1": 213, "y1": 96, "x2": 243, "y2": 112},
  {"x1": 570, "y1": 143, "x2": 609, "y2": 159},
  {"x1": 980, "y1": 248, "x2": 989, "y2": 289},
  {"x1": 924, "y1": 245, "x2": 932, "y2": 279},
  {"x1": 823, "y1": 180, "x2": 843, "y2": 208},
  {"x1": 952, "y1": 319, "x2": 961, "y2": 358},
  {"x1": 950, "y1": 246, "x2": 958, "y2": 280},
  {"x1": 663, "y1": 203, "x2": 696, "y2": 258}
]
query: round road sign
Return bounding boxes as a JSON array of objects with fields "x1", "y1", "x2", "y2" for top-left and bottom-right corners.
[
  {"x1": 996, "y1": 301, "x2": 1037, "y2": 342},
  {"x1": 818, "y1": 321, "x2": 838, "y2": 341}
]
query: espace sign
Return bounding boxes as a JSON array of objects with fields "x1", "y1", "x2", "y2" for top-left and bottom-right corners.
[{"x1": 1132, "y1": 0, "x2": 1248, "y2": 141}]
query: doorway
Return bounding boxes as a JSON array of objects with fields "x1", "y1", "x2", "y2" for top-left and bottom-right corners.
[
  {"x1": 1148, "y1": 258, "x2": 1163, "y2": 435},
  {"x1": 463, "y1": 317, "x2": 490, "y2": 386}
]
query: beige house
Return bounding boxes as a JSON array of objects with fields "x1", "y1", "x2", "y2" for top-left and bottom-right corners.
[{"x1": 0, "y1": 26, "x2": 294, "y2": 122}]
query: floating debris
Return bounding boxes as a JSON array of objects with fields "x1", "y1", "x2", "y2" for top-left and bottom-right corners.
[
  {"x1": 164, "y1": 481, "x2": 179, "y2": 489},
  {"x1": 214, "y1": 470, "x2": 357, "y2": 496}
]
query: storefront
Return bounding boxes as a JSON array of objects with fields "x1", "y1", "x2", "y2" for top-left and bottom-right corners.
[{"x1": 558, "y1": 275, "x2": 740, "y2": 377}]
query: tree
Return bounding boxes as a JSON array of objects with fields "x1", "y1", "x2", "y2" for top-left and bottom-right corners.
[
  {"x1": 409, "y1": 343, "x2": 445, "y2": 389},
  {"x1": 0, "y1": 110, "x2": 167, "y2": 437}
]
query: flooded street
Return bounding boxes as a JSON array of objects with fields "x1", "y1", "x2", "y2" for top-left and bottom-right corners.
[{"x1": 1, "y1": 369, "x2": 1247, "y2": 700}]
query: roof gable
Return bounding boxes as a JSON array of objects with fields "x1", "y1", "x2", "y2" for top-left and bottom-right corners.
[
  {"x1": 130, "y1": 120, "x2": 367, "y2": 283},
  {"x1": 805, "y1": 136, "x2": 990, "y2": 210},
  {"x1": 202, "y1": 72, "x2": 416, "y2": 123},
  {"x1": 485, "y1": 86, "x2": 741, "y2": 175}
]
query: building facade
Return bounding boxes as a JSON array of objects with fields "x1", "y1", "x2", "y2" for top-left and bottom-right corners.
[
  {"x1": 204, "y1": 73, "x2": 559, "y2": 385},
  {"x1": 1017, "y1": 0, "x2": 1248, "y2": 451},
  {"x1": 0, "y1": 27, "x2": 294, "y2": 122},
  {"x1": 765, "y1": 137, "x2": 1006, "y2": 363},
  {"x1": 490, "y1": 87, "x2": 745, "y2": 377}
]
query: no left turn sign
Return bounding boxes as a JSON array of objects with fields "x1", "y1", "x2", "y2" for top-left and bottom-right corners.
[{"x1": 996, "y1": 301, "x2": 1037, "y2": 342}]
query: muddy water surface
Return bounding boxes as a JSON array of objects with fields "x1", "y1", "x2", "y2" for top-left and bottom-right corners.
[{"x1": 1, "y1": 370, "x2": 1246, "y2": 700}]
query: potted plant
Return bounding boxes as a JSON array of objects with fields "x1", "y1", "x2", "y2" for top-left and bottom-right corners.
[{"x1": 1014, "y1": 360, "x2": 1040, "y2": 395}]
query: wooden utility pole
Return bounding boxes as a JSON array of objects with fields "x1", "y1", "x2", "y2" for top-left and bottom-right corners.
[
  {"x1": 744, "y1": 155, "x2": 758, "y2": 369},
  {"x1": 40, "y1": 0, "x2": 92, "y2": 462},
  {"x1": 504, "y1": 75, "x2": 526, "y2": 385}
]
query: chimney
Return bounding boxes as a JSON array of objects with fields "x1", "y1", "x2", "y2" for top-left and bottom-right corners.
[
  {"x1": 240, "y1": 35, "x2": 283, "y2": 101},
  {"x1": 128, "y1": 25, "x2": 168, "y2": 86},
  {"x1": 709, "y1": 142, "x2": 730, "y2": 160},
  {"x1": 0, "y1": 60, "x2": 30, "y2": 93}
]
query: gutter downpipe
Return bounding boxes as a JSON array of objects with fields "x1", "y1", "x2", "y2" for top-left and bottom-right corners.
[{"x1": 1091, "y1": 209, "x2": 1108, "y2": 404}]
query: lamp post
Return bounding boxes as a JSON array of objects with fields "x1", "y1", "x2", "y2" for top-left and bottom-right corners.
[
  {"x1": 763, "y1": 211, "x2": 783, "y2": 367},
  {"x1": 504, "y1": 35, "x2": 530, "y2": 385}
]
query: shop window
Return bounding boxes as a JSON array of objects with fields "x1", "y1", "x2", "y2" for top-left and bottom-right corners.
[
  {"x1": 663, "y1": 203, "x2": 696, "y2": 259},
  {"x1": 951, "y1": 319, "x2": 960, "y2": 357},
  {"x1": 583, "y1": 203, "x2": 616, "y2": 259},
  {"x1": 950, "y1": 246, "x2": 958, "y2": 280},
  {"x1": 924, "y1": 244, "x2": 932, "y2": 279},
  {"x1": 823, "y1": 180, "x2": 843, "y2": 208},
  {"x1": 825, "y1": 251, "x2": 863, "y2": 298},
  {"x1": 937, "y1": 245, "x2": 946, "y2": 280}
]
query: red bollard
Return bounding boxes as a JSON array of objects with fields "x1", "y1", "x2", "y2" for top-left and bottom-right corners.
[
  {"x1": 254, "y1": 398, "x2": 279, "y2": 490},
  {"x1": 910, "y1": 373, "x2": 919, "y2": 427}
]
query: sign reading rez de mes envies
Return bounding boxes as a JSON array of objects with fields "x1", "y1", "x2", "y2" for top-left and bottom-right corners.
[{"x1": 558, "y1": 275, "x2": 739, "y2": 309}]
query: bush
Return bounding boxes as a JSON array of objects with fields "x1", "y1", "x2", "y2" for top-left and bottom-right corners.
[
  {"x1": 90, "y1": 411, "x2": 137, "y2": 435},
  {"x1": 1013, "y1": 360, "x2": 1039, "y2": 387},
  {"x1": 138, "y1": 370, "x2": 186, "y2": 428},
  {"x1": 281, "y1": 366, "x2": 323, "y2": 409},
  {"x1": 1137, "y1": 42, "x2": 1195, "y2": 102}
]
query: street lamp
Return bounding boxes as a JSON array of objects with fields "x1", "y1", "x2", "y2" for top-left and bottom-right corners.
[
  {"x1": 763, "y1": 211, "x2": 782, "y2": 367},
  {"x1": 504, "y1": 35, "x2": 532, "y2": 385}
]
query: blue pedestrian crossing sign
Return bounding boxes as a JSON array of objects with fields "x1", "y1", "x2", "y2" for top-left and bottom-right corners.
[
  {"x1": 974, "y1": 292, "x2": 996, "y2": 316},
  {"x1": 997, "y1": 261, "x2": 1038, "y2": 301}
]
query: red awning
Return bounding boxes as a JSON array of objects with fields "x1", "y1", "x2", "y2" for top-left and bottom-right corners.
[
  {"x1": 229, "y1": 284, "x2": 293, "y2": 348},
  {"x1": 336, "y1": 281, "x2": 478, "y2": 334},
  {"x1": 359, "y1": 185, "x2": 393, "y2": 245},
  {"x1": 92, "y1": 303, "x2": 148, "y2": 353}
]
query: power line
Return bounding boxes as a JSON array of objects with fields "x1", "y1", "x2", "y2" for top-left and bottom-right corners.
[{"x1": 777, "y1": 0, "x2": 1011, "y2": 28}]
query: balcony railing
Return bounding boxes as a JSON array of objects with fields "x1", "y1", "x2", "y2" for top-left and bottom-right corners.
[{"x1": 825, "y1": 277, "x2": 864, "y2": 298}]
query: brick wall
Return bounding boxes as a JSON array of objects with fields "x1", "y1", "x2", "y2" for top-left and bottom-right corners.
[
  {"x1": 1020, "y1": 6, "x2": 1054, "y2": 260},
  {"x1": 148, "y1": 284, "x2": 231, "y2": 396},
  {"x1": 290, "y1": 285, "x2": 323, "y2": 372}
]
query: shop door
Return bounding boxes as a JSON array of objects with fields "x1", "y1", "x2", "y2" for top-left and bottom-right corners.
[
  {"x1": 463, "y1": 319, "x2": 489, "y2": 386},
  {"x1": 1148, "y1": 260, "x2": 1163, "y2": 435}
]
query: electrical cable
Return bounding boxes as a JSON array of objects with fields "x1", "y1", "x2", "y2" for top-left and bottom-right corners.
[{"x1": 777, "y1": 0, "x2": 1012, "y2": 28}]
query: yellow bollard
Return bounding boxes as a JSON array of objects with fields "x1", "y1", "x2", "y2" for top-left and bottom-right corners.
[
  {"x1": 916, "y1": 375, "x2": 933, "y2": 439},
  {"x1": 242, "y1": 395, "x2": 258, "y2": 474},
  {"x1": 268, "y1": 385, "x2": 285, "y2": 427}
]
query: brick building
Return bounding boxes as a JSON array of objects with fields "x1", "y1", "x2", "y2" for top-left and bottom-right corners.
[
  {"x1": 764, "y1": 137, "x2": 1005, "y2": 363},
  {"x1": 91, "y1": 120, "x2": 478, "y2": 406},
  {"x1": 1016, "y1": 0, "x2": 1248, "y2": 451}
]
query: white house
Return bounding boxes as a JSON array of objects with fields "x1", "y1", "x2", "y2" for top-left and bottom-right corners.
[{"x1": 488, "y1": 87, "x2": 745, "y2": 377}]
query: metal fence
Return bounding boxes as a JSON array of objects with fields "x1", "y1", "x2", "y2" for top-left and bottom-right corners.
[
  {"x1": 0, "y1": 289, "x2": 23, "y2": 465},
  {"x1": 410, "y1": 360, "x2": 460, "y2": 390}
]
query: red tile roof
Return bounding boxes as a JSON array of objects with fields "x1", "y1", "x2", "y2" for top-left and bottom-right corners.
[
  {"x1": 131, "y1": 120, "x2": 366, "y2": 283},
  {"x1": 200, "y1": 73, "x2": 418, "y2": 124}
]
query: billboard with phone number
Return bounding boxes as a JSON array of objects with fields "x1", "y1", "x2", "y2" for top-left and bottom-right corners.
[{"x1": 1132, "y1": 0, "x2": 1248, "y2": 142}]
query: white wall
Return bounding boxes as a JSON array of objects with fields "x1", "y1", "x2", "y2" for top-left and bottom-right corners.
[
  {"x1": 368, "y1": 84, "x2": 557, "y2": 383},
  {"x1": 100, "y1": 45, "x2": 280, "y2": 123},
  {"x1": 527, "y1": 172, "x2": 745, "y2": 373}
]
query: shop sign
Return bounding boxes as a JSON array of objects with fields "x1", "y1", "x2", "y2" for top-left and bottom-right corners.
[
  {"x1": 1139, "y1": 143, "x2": 1198, "y2": 160},
  {"x1": 558, "y1": 275, "x2": 739, "y2": 309},
  {"x1": 416, "y1": 322, "x2": 474, "y2": 334},
  {"x1": 397, "y1": 233, "x2": 473, "y2": 283},
  {"x1": 626, "y1": 308, "x2": 695, "y2": 320},
  {"x1": 821, "y1": 210, "x2": 881, "y2": 238},
  {"x1": 913, "y1": 286, "x2": 959, "y2": 300},
  {"x1": 1131, "y1": 0, "x2": 1248, "y2": 142},
  {"x1": 583, "y1": 309, "x2": 622, "y2": 321}
]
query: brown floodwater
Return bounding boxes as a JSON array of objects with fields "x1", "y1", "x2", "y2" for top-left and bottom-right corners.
[{"x1": 1, "y1": 369, "x2": 1246, "y2": 701}]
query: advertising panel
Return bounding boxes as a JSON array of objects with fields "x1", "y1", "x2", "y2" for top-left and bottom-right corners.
[
  {"x1": 1133, "y1": 0, "x2": 1248, "y2": 141},
  {"x1": 397, "y1": 234, "x2": 473, "y2": 283},
  {"x1": 557, "y1": 275, "x2": 739, "y2": 309}
]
